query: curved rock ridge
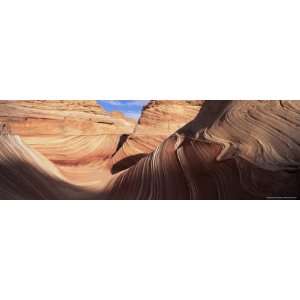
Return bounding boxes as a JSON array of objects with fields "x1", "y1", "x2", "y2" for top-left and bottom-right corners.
[
  {"x1": 0, "y1": 100, "x2": 135, "y2": 135},
  {"x1": 0, "y1": 132, "x2": 98, "y2": 199},
  {"x1": 22, "y1": 135, "x2": 120, "y2": 165},
  {"x1": 0, "y1": 100, "x2": 136, "y2": 188},
  {"x1": 111, "y1": 100, "x2": 204, "y2": 172},
  {"x1": 104, "y1": 100, "x2": 300, "y2": 199},
  {"x1": 135, "y1": 100, "x2": 204, "y2": 134},
  {"x1": 178, "y1": 100, "x2": 300, "y2": 171},
  {"x1": 21, "y1": 134, "x2": 120, "y2": 188}
]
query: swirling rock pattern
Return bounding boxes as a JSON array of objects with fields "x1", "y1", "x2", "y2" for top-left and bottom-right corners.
[
  {"x1": 105, "y1": 100, "x2": 300, "y2": 199},
  {"x1": 111, "y1": 100, "x2": 204, "y2": 172},
  {"x1": 0, "y1": 100, "x2": 135, "y2": 190},
  {"x1": 21, "y1": 134, "x2": 121, "y2": 188},
  {"x1": 0, "y1": 133, "x2": 96, "y2": 199},
  {"x1": 1, "y1": 100, "x2": 300, "y2": 199}
]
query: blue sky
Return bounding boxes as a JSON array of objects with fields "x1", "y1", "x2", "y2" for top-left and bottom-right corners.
[{"x1": 97, "y1": 100, "x2": 149, "y2": 119}]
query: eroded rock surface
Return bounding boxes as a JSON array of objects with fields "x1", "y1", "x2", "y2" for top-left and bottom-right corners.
[
  {"x1": 0, "y1": 133, "x2": 96, "y2": 199},
  {"x1": 1, "y1": 100, "x2": 300, "y2": 199},
  {"x1": 0, "y1": 100, "x2": 134, "y2": 135},
  {"x1": 111, "y1": 100, "x2": 204, "y2": 172},
  {"x1": 0, "y1": 100, "x2": 135, "y2": 191},
  {"x1": 104, "y1": 101, "x2": 300, "y2": 199}
]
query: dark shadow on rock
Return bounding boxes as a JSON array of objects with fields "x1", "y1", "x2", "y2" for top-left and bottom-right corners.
[
  {"x1": 0, "y1": 159, "x2": 103, "y2": 200},
  {"x1": 111, "y1": 153, "x2": 147, "y2": 174},
  {"x1": 177, "y1": 100, "x2": 232, "y2": 137},
  {"x1": 112, "y1": 134, "x2": 129, "y2": 157}
]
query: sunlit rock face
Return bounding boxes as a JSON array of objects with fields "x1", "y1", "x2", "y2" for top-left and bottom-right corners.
[
  {"x1": 135, "y1": 100, "x2": 204, "y2": 134},
  {"x1": 0, "y1": 100, "x2": 135, "y2": 190},
  {"x1": 111, "y1": 100, "x2": 204, "y2": 173},
  {"x1": 0, "y1": 100, "x2": 135, "y2": 135},
  {"x1": 0, "y1": 133, "x2": 96, "y2": 199},
  {"x1": 104, "y1": 101, "x2": 300, "y2": 199}
]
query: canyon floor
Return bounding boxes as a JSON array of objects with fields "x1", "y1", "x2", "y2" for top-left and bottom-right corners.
[{"x1": 0, "y1": 100, "x2": 299, "y2": 199}]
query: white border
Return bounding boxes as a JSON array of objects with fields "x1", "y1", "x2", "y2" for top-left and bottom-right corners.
[
  {"x1": 0, "y1": 200, "x2": 300, "y2": 300},
  {"x1": 0, "y1": 0, "x2": 300, "y2": 99},
  {"x1": 1, "y1": 0, "x2": 300, "y2": 299}
]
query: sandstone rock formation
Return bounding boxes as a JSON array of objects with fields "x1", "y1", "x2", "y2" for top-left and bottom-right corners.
[
  {"x1": 0, "y1": 100, "x2": 134, "y2": 135},
  {"x1": 104, "y1": 100, "x2": 300, "y2": 199},
  {"x1": 0, "y1": 100, "x2": 135, "y2": 190},
  {"x1": 1, "y1": 100, "x2": 300, "y2": 200},
  {"x1": 111, "y1": 100, "x2": 204, "y2": 173},
  {"x1": 0, "y1": 132, "x2": 95, "y2": 199}
]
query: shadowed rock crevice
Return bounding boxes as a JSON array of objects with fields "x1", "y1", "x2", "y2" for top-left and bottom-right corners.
[
  {"x1": 0, "y1": 122, "x2": 11, "y2": 136},
  {"x1": 111, "y1": 153, "x2": 147, "y2": 174},
  {"x1": 111, "y1": 134, "x2": 129, "y2": 157}
]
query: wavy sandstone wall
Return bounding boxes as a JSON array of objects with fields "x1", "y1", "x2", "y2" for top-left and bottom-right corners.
[
  {"x1": 111, "y1": 100, "x2": 204, "y2": 172},
  {"x1": 0, "y1": 100, "x2": 134, "y2": 135},
  {"x1": 104, "y1": 100, "x2": 300, "y2": 199},
  {"x1": 0, "y1": 133, "x2": 97, "y2": 199},
  {"x1": 0, "y1": 100, "x2": 135, "y2": 189},
  {"x1": 1, "y1": 100, "x2": 300, "y2": 199}
]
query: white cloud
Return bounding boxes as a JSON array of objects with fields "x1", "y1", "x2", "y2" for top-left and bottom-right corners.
[
  {"x1": 126, "y1": 100, "x2": 149, "y2": 107},
  {"x1": 106, "y1": 100, "x2": 149, "y2": 107},
  {"x1": 125, "y1": 111, "x2": 141, "y2": 120},
  {"x1": 104, "y1": 100, "x2": 124, "y2": 106}
]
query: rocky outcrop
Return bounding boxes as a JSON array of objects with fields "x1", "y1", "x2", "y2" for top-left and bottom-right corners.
[
  {"x1": 135, "y1": 100, "x2": 204, "y2": 134},
  {"x1": 2, "y1": 100, "x2": 300, "y2": 200},
  {"x1": 0, "y1": 100, "x2": 135, "y2": 135},
  {"x1": 104, "y1": 100, "x2": 300, "y2": 199},
  {"x1": 0, "y1": 100, "x2": 135, "y2": 189},
  {"x1": 111, "y1": 100, "x2": 204, "y2": 172},
  {"x1": 0, "y1": 131, "x2": 97, "y2": 199}
]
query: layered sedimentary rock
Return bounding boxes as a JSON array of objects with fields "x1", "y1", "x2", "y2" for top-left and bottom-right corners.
[
  {"x1": 112, "y1": 100, "x2": 204, "y2": 172},
  {"x1": 0, "y1": 100, "x2": 134, "y2": 135},
  {"x1": 1, "y1": 100, "x2": 300, "y2": 200},
  {"x1": 0, "y1": 100, "x2": 135, "y2": 190},
  {"x1": 0, "y1": 132, "x2": 96, "y2": 199},
  {"x1": 21, "y1": 135, "x2": 120, "y2": 188},
  {"x1": 104, "y1": 100, "x2": 300, "y2": 199}
]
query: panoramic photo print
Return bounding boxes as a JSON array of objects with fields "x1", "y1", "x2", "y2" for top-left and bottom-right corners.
[{"x1": 0, "y1": 100, "x2": 299, "y2": 200}]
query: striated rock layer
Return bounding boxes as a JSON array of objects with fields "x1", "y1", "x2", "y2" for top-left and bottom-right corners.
[
  {"x1": 0, "y1": 100, "x2": 135, "y2": 135},
  {"x1": 1, "y1": 100, "x2": 300, "y2": 199},
  {"x1": 0, "y1": 132, "x2": 96, "y2": 199},
  {"x1": 111, "y1": 100, "x2": 204, "y2": 173},
  {"x1": 104, "y1": 100, "x2": 300, "y2": 199},
  {"x1": 0, "y1": 100, "x2": 135, "y2": 189}
]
